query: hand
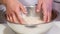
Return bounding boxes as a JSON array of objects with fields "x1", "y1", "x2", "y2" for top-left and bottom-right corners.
[
  {"x1": 36, "y1": 0, "x2": 53, "y2": 22},
  {"x1": 5, "y1": 0, "x2": 27, "y2": 24}
]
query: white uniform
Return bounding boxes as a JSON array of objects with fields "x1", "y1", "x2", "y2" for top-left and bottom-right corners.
[{"x1": 19, "y1": 0, "x2": 37, "y2": 6}]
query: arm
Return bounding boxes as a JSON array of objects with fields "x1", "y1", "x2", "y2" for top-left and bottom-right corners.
[
  {"x1": 0, "y1": 0, "x2": 3, "y2": 4},
  {"x1": 0, "y1": 0, "x2": 6, "y2": 5}
]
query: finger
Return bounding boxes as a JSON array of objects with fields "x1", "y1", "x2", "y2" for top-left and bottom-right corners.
[
  {"x1": 8, "y1": 14, "x2": 13, "y2": 23},
  {"x1": 12, "y1": 12, "x2": 19, "y2": 24},
  {"x1": 11, "y1": 13, "x2": 14, "y2": 23},
  {"x1": 8, "y1": 10, "x2": 13, "y2": 22},
  {"x1": 14, "y1": 8, "x2": 25, "y2": 24},
  {"x1": 6, "y1": 12, "x2": 10, "y2": 21},
  {"x1": 8, "y1": 9, "x2": 13, "y2": 22},
  {"x1": 47, "y1": 11, "x2": 51, "y2": 22},
  {"x1": 9, "y1": 13, "x2": 14, "y2": 23},
  {"x1": 6, "y1": 8, "x2": 11, "y2": 21},
  {"x1": 36, "y1": 0, "x2": 42, "y2": 12},
  {"x1": 7, "y1": 14, "x2": 11, "y2": 22},
  {"x1": 43, "y1": 12, "x2": 48, "y2": 22},
  {"x1": 19, "y1": 3, "x2": 27, "y2": 14},
  {"x1": 6, "y1": 15, "x2": 9, "y2": 21},
  {"x1": 42, "y1": 6, "x2": 48, "y2": 22},
  {"x1": 43, "y1": 0, "x2": 53, "y2": 22},
  {"x1": 9, "y1": 15, "x2": 12, "y2": 22},
  {"x1": 15, "y1": 12, "x2": 24, "y2": 24},
  {"x1": 42, "y1": 3, "x2": 48, "y2": 22}
]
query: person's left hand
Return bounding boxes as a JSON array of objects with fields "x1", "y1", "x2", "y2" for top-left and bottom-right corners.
[{"x1": 36, "y1": 0, "x2": 53, "y2": 22}]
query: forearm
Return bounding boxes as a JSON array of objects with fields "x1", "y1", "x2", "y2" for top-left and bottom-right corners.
[
  {"x1": 0, "y1": 0, "x2": 3, "y2": 4},
  {"x1": 0, "y1": 0, "x2": 15, "y2": 4},
  {"x1": 0, "y1": 0, "x2": 6, "y2": 5},
  {"x1": 1, "y1": 0, "x2": 18, "y2": 5}
]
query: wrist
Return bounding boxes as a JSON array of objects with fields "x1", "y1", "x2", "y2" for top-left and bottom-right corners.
[
  {"x1": 0, "y1": 0, "x2": 3, "y2": 4},
  {"x1": 0, "y1": 0, "x2": 6, "y2": 5},
  {"x1": 1, "y1": 0, "x2": 13, "y2": 6}
]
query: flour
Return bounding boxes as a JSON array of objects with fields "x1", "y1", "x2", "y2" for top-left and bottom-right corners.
[{"x1": 22, "y1": 15, "x2": 44, "y2": 25}]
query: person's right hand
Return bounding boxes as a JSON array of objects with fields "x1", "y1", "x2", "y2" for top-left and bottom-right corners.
[
  {"x1": 5, "y1": 0, "x2": 27, "y2": 24},
  {"x1": 36, "y1": 0, "x2": 53, "y2": 23}
]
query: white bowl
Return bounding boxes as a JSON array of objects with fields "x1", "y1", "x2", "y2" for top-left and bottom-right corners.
[
  {"x1": 54, "y1": 21, "x2": 60, "y2": 28},
  {"x1": 0, "y1": 24, "x2": 15, "y2": 34},
  {"x1": 6, "y1": 6, "x2": 57, "y2": 34},
  {"x1": 7, "y1": 22, "x2": 53, "y2": 34}
]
